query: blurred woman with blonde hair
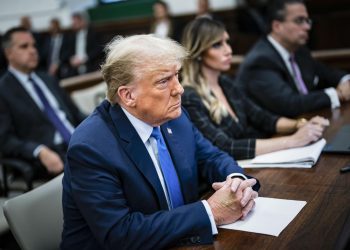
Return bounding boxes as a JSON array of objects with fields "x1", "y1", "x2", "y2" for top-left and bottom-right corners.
[{"x1": 181, "y1": 17, "x2": 328, "y2": 160}]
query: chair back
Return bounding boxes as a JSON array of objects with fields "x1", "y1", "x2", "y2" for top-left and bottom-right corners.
[{"x1": 3, "y1": 173, "x2": 63, "y2": 250}]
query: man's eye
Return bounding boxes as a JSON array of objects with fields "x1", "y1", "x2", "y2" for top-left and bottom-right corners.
[{"x1": 159, "y1": 79, "x2": 168, "y2": 84}]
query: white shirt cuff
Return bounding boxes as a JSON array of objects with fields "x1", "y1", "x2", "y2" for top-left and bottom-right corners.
[
  {"x1": 339, "y1": 74, "x2": 350, "y2": 84},
  {"x1": 201, "y1": 200, "x2": 218, "y2": 235},
  {"x1": 324, "y1": 87, "x2": 340, "y2": 109},
  {"x1": 33, "y1": 145, "x2": 44, "y2": 158},
  {"x1": 228, "y1": 173, "x2": 248, "y2": 180}
]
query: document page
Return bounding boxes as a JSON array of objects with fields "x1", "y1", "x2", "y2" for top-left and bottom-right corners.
[
  {"x1": 238, "y1": 139, "x2": 326, "y2": 168},
  {"x1": 219, "y1": 197, "x2": 307, "y2": 236},
  {"x1": 238, "y1": 159, "x2": 313, "y2": 168}
]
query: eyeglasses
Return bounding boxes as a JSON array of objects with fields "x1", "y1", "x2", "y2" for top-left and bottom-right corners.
[{"x1": 288, "y1": 17, "x2": 313, "y2": 27}]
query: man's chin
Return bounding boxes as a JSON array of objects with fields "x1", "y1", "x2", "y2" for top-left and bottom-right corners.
[{"x1": 169, "y1": 107, "x2": 182, "y2": 119}]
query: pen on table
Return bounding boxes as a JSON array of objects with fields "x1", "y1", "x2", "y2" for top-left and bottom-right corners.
[{"x1": 340, "y1": 165, "x2": 350, "y2": 174}]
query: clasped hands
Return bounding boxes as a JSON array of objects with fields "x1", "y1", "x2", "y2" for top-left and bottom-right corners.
[
  {"x1": 290, "y1": 116, "x2": 329, "y2": 147},
  {"x1": 207, "y1": 176, "x2": 258, "y2": 226},
  {"x1": 337, "y1": 80, "x2": 350, "y2": 102}
]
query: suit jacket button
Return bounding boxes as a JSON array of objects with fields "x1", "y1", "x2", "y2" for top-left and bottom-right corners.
[{"x1": 190, "y1": 237, "x2": 197, "y2": 243}]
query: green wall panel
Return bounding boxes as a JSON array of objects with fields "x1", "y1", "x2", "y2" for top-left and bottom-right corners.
[{"x1": 89, "y1": 0, "x2": 155, "y2": 23}]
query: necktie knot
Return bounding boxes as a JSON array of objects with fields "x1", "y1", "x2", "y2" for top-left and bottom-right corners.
[
  {"x1": 289, "y1": 53, "x2": 295, "y2": 62},
  {"x1": 151, "y1": 127, "x2": 161, "y2": 141},
  {"x1": 28, "y1": 77, "x2": 35, "y2": 84}
]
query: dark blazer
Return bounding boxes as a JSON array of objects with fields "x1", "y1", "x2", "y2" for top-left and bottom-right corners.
[
  {"x1": 61, "y1": 100, "x2": 258, "y2": 250},
  {"x1": 182, "y1": 75, "x2": 279, "y2": 160},
  {"x1": 59, "y1": 27, "x2": 101, "y2": 78},
  {"x1": 0, "y1": 71, "x2": 85, "y2": 160},
  {"x1": 236, "y1": 37, "x2": 347, "y2": 117}
]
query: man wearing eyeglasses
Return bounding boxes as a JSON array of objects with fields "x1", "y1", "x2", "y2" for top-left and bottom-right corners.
[{"x1": 236, "y1": 0, "x2": 350, "y2": 117}]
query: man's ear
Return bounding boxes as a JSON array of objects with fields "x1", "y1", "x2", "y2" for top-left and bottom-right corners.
[
  {"x1": 272, "y1": 20, "x2": 282, "y2": 33},
  {"x1": 117, "y1": 85, "x2": 136, "y2": 107},
  {"x1": 4, "y1": 47, "x2": 11, "y2": 60}
]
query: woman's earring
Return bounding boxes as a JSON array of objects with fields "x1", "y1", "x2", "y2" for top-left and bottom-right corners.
[{"x1": 197, "y1": 56, "x2": 202, "y2": 61}]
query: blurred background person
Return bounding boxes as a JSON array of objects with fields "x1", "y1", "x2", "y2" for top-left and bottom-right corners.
[
  {"x1": 181, "y1": 17, "x2": 328, "y2": 160},
  {"x1": 150, "y1": 1, "x2": 173, "y2": 39},
  {"x1": 197, "y1": 0, "x2": 211, "y2": 18},
  {"x1": 44, "y1": 18, "x2": 64, "y2": 78},
  {"x1": 60, "y1": 12, "x2": 101, "y2": 78},
  {"x1": 0, "y1": 27, "x2": 85, "y2": 177},
  {"x1": 19, "y1": 15, "x2": 46, "y2": 71},
  {"x1": 235, "y1": 0, "x2": 350, "y2": 117}
]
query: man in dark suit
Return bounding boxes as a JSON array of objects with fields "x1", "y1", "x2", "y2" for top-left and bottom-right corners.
[
  {"x1": 0, "y1": 27, "x2": 85, "y2": 175},
  {"x1": 59, "y1": 12, "x2": 101, "y2": 78},
  {"x1": 236, "y1": 0, "x2": 350, "y2": 117},
  {"x1": 61, "y1": 34, "x2": 260, "y2": 249}
]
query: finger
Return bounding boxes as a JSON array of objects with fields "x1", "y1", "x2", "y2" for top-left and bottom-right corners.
[
  {"x1": 240, "y1": 187, "x2": 253, "y2": 207},
  {"x1": 230, "y1": 178, "x2": 242, "y2": 192},
  {"x1": 212, "y1": 181, "x2": 225, "y2": 191},
  {"x1": 241, "y1": 200, "x2": 255, "y2": 220},
  {"x1": 223, "y1": 176, "x2": 233, "y2": 188},
  {"x1": 237, "y1": 178, "x2": 257, "y2": 192},
  {"x1": 251, "y1": 191, "x2": 258, "y2": 199},
  {"x1": 314, "y1": 118, "x2": 329, "y2": 127}
]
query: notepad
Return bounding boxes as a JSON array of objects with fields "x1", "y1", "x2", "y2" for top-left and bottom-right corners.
[{"x1": 238, "y1": 139, "x2": 326, "y2": 168}]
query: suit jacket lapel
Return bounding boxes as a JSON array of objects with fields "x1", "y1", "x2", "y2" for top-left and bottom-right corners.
[
  {"x1": 7, "y1": 72, "x2": 49, "y2": 121},
  {"x1": 265, "y1": 39, "x2": 299, "y2": 92},
  {"x1": 107, "y1": 104, "x2": 169, "y2": 210}
]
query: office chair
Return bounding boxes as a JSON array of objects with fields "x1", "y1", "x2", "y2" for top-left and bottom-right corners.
[
  {"x1": 0, "y1": 198, "x2": 9, "y2": 235},
  {"x1": 3, "y1": 173, "x2": 63, "y2": 250},
  {"x1": 0, "y1": 156, "x2": 34, "y2": 196}
]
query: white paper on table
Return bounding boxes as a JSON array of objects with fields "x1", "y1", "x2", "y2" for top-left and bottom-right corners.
[
  {"x1": 238, "y1": 159, "x2": 313, "y2": 169},
  {"x1": 237, "y1": 139, "x2": 326, "y2": 168},
  {"x1": 219, "y1": 197, "x2": 307, "y2": 236}
]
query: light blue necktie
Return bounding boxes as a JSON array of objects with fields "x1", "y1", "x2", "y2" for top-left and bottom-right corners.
[{"x1": 151, "y1": 127, "x2": 184, "y2": 209}]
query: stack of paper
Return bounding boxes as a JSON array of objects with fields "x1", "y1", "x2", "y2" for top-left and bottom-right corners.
[{"x1": 238, "y1": 139, "x2": 326, "y2": 168}]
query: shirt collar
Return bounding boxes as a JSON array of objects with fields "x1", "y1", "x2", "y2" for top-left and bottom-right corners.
[
  {"x1": 267, "y1": 35, "x2": 292, "y2": 63},
  {"x1": 121, "y1": 107, "x2": 154, "y2": 143},
  {"x1": 9, "y1": 66, "x2": 30, "y2": 83},
  {"x1": 8, "y1": 66, "x2": 39, "y2": 84}
]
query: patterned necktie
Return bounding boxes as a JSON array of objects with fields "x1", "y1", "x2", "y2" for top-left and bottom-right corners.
[
  {"x1": 28, "y1": 77, "x2": 72, "y2": 145},
  {"x1": 289, "y1": 54, "x2": 308, "y2": 94},
  {"x1": 151, "y1": 127, "x2": 184, "y2": 209}
]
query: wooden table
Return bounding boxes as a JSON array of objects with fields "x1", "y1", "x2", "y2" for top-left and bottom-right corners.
[{"x1": 181, "y1": 102, "x2": 350, "y2": 250}]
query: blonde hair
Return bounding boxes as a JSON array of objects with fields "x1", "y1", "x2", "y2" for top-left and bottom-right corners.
[
  {"x1": 181, "y1": 17, "x2": 228, "y2": 124},
  {"x1": 101, "y1": 34, "x2": 187, "y2": 103}
]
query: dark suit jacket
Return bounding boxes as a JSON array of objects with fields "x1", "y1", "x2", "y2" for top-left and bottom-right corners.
[
  {"x1": 59, "y1": 27, "x2": 101, "y2": 78},
  {"x1": 0, "y1": 71, "x2": 85, "y2": 161},
  {"x1": 236, "y1": 37, "x2": 347, "y2": 117},
  {"x1": 61, "y1": 100, "x2": 258, "y2": 250},
  {"x1": 182, "y1": 75, "x2": 279, "y2": 160}
]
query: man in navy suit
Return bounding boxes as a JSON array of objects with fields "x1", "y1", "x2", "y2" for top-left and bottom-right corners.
[
  {"x1": 61, "y1": 35, "x2": 260, "y2": 249},
  {"x1": 0, "y1": 27, "x2": 85, "y2": 175},
  {"x1": 59, "y1": 12, "x2": 101, "y2": 78},
  {"x1": 236, "y1": 0, "x2": 350, "y2": 117}
]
